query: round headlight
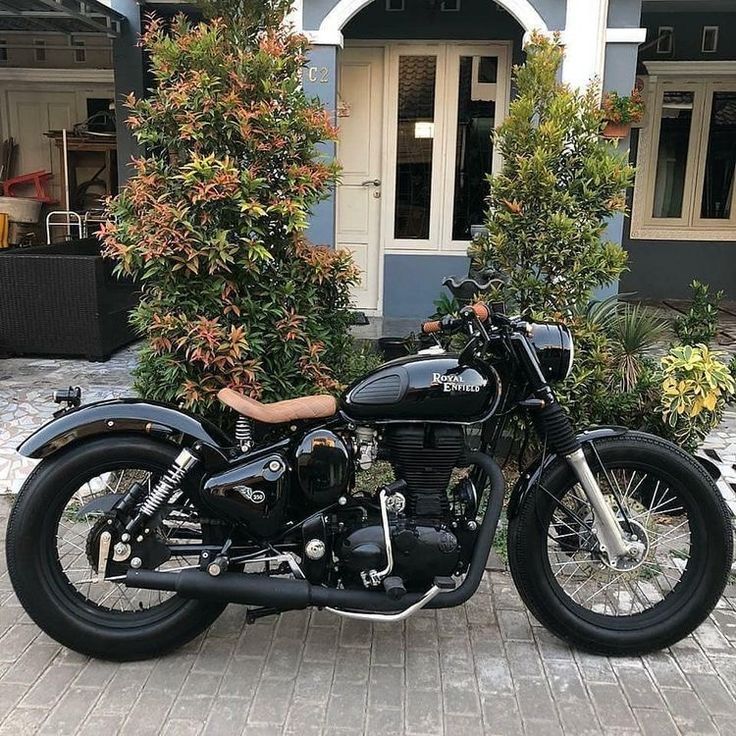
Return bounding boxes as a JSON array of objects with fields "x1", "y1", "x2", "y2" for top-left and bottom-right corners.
[{"x1": 529, "y1": 323, "x2": 574, "y2": 382}]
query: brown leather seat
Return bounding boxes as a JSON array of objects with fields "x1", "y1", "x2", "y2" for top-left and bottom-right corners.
[{"x1": 217, "y1": 388, "x2": 337, "y2": 424}]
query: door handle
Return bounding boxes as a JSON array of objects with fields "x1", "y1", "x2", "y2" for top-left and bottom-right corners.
[{"x1": 361, "y1": 179, "x2": 381, "y2": 187}]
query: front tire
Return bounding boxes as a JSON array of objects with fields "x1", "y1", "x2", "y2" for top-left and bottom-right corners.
[
  {"x1": 6, "y1": 436, "x2": 226, "y2": 661},
  {"x1": 508, "y1": 432, "x2": 733, "y2": 655}
]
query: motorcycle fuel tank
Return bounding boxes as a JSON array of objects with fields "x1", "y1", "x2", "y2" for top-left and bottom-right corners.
[{"x1": 340, "y1": 355, "x2": 501, "y2": 423}]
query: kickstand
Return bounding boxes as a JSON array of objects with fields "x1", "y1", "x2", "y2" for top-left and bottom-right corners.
[{"x1": 246, "y1": 607, "x2": 282, "y2": 624}]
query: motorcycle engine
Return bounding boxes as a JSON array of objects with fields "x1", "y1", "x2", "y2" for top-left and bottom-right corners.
[{"x1": 326, "y1": 423, "x2": 473, "y2": 591}]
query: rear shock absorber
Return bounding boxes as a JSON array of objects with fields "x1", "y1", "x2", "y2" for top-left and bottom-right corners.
[
  {"x1": 123, "y1": 448, "x2": 199, "y2": 537},
  {"x1": 234, "y1": 416, "x2": 253, "y2": 453}
]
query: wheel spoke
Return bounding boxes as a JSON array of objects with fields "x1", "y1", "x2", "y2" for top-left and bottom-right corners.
[
  {"x1": 546, "y1": 464, "x2": 691, "y2": 618},
  {"x1": 54, "y1": 465, "x2": 208, "y2": 615}
]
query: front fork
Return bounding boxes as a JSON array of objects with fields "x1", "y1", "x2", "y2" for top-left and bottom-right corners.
[
  {"x1": 511, "y1": 332, "x2": 645, "y2": 570},
  {"x1": 564, "y1": 447, "x2": 645, "y2": 568}
]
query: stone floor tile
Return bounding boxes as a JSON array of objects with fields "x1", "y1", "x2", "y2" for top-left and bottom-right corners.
[
  {"x1": 587, "y1": 682, "x2": 638, "y2": 732},
  {"x1": 687, "y1": 673, "x2": 736, "y2": 716},
  {"x1": 369, "y1": 664, "x2": 404, "y2": 710},
  {"x1": 325, "y1": 681, "x2": 367, "y2": 731},
  {"x1": 613, "y1": 663, "x2": 667, "y2": 711},
  {"x1": 634, "y1": 708, "x2": 681, "y2": 736},
  {"x1": 660, "y1": 687, "x2": 719, "y2": 735},
  {"x1": 247, "y1": 677, "x2": 293, "y2": 726},
  {"x1": 405, "y1": 688, "x2": 442, "y2": 735},
  {"x1": 514, "y1": 677, "x2": 559, "y2": 725}
]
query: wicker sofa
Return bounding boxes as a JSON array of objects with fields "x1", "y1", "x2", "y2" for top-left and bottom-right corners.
[{"x1": 0, "y1": 239, "x2": 139, "y2": 361}]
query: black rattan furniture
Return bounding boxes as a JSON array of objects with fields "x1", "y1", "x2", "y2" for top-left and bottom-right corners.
[{"x1": 0, "y1": 239, "x2": 139, "y2": 361}]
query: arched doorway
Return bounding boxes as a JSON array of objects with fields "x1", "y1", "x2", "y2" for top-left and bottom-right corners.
[
  {"x1": 316, "y1": 0, "x2": 548, "y2": 43},
  {"x1": 332, "y1": 0, "x2": 530, "y2": 315}
]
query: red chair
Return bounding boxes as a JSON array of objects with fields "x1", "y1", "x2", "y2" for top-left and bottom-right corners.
[{"x1": 2, "y1": 170, "x2": 56, "y2": 204}]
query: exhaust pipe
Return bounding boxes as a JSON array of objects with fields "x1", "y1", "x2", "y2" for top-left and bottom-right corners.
[{"x1": 126, "y1": 452, "x2": 504, "y2": 614}]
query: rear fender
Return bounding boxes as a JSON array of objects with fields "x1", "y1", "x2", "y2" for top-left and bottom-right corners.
[
  {"x1": 18, "y1": 399, "x2": 233, "y2": 466},
  {"x1": 506, "y1": 426, "x2": 628, "y2": 520}
]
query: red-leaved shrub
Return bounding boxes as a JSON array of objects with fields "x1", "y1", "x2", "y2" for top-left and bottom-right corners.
[{"x1": 102, "y1": 1, "x2": 359, "y2": 424}]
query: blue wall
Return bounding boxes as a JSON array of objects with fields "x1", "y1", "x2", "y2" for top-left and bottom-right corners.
[
  {"x1": 384, "y1": 255, "x2": 470, "y2": 318},
  {"x1": 303, "y1": 45, "x2": 339, "y2": 247}
]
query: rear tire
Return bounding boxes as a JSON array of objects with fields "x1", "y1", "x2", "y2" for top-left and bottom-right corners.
[
  {"x1": 6, "y1": 436, "x2": 226, "y2": 661},
  {"x1": 508, "y1": 432, "x2": 733, "y2": 655}
]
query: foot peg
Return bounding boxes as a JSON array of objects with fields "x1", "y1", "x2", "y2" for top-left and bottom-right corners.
[
  {"x1": 383, "y1": 576, "x2": 406, "y2": 600},
  {"x1": 434, "y1": 576, "x2": 456, "y2": 591}
]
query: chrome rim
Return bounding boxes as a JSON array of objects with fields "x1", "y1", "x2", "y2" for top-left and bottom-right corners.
[
  {"x1": 546, "y1": 467, "x2": 692, "y2": 616},
  {"x1": 55, "y1": 467, "x2": 203, "y2": 613}
]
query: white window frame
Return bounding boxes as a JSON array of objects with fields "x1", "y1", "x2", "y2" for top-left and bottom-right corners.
[
  {"x1": 383, "y1": 41, "x2": 511, "y2": 254},
  {"x1": 631, "y1": 72, "x2": 736, "y2": 241},
  {"x1": 702, "y1": 26, "x2": 719, "y2": 54},
  {"x1": 72, "y1": 38, "x2": 86, "y2": 64},
  {"x1": 656, "y1": 27, "x2": 673, "y2": 55}
]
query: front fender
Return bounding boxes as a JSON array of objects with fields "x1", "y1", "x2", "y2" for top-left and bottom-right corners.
[
  {"x1": 18, "y1": 398, "x2": 233, "y2": 460},
  {"x1": 506, "y1": 426, "x2": 628, "y2": 520}
]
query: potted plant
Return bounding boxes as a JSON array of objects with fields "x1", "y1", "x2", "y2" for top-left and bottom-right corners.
[{"x1": 601, "y1": 89, "x2": 645, "y2": 139}]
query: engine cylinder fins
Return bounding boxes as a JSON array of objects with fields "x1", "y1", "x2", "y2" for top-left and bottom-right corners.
[{"x1": 383, "y1": 424, "x2": 466, "y2": 517}]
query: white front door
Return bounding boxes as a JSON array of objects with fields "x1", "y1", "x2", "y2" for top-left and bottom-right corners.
[{"x1": 336, "y1": 47, "x2": 384, "y2": 312}]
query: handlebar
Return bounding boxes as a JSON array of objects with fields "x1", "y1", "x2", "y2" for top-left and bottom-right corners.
[{"x1": 421, "y1": 302, "x2": 491, "y2": 335}]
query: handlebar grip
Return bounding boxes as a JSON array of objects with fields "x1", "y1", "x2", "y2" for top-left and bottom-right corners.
[
  {"x1": 471, "y1": 302, "x2": 491, "y2": 322},
  {"x1": 421, "y1": 319, "x2": 443, "y2": 334}
]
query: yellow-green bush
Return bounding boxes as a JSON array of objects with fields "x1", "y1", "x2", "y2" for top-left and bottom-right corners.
[{"x1": 660, "y1": 344, "x2": 735, "y2": 452}]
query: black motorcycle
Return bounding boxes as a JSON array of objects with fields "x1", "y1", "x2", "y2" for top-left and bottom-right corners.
[{"x1": 6, "y1": 303, "x2": 733, "y2": 660}]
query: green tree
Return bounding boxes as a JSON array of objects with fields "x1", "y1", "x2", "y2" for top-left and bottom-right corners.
[
  {"x1": 102, "y1": 1, "x2": 358, "y2": 424},
  {"x1": 470, "y1": 34, "x2": 634, "y2": 318}
]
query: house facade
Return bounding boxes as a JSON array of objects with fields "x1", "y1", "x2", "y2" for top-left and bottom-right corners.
[{"x1": 0, "y1": 1, "x2": 733, "y2": 328}]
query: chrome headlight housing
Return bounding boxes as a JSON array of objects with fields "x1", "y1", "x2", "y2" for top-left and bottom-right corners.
[{"x1": 529, "y1": 323, "x2": 574, "y2": 382}]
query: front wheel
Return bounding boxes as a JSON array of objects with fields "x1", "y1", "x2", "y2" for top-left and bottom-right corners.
[
  {"x1": 6, "y1": 436, "x2": 226, "y2": 660},
  {"x1": 508, "y1": 432, "x2": 733, "y2": 655}
]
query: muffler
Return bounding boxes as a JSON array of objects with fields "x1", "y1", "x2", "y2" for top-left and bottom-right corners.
[{"x1": 126, "y1": 568, "x2": 424, "y2": 612}]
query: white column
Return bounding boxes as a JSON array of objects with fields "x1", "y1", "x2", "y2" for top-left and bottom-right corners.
[
  {"x1": 286, "y1": 0, "x2": 303, "y2": 32},
  {"x1": 562, "y1": 0, "x2": 609, "y2": 91}
]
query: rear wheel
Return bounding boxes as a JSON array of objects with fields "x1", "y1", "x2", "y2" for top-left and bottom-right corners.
[
  {"x1": 6, "y1": 436, "x2": 226, "y2": 660},
  {"x1": 508, "y1": 432, "x2": 733, "y2": 655}
]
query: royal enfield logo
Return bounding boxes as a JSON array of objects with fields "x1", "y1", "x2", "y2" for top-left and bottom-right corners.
[
  {"x1": 233, "y1": 485, "x2": 266, "y2": 504},
  {"x1": 431, "y1": 373, "x2": 482, "y2": 393}
]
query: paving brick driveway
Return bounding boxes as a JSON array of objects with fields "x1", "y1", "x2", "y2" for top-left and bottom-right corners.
[{"x1": 1, "y1": 349, "x2": 736, "y2": 734}]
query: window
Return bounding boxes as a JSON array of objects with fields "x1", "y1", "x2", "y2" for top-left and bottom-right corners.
[
  {"x1": 451, "y1": 55, "x2": 496, "y2": 240},
  {"x1": 72, "y1": 39, "x2": 86, "y2": 63},
  {"x1": 386, "y1": 43, "x2": 510, "y2": 252},
  {"x1": 652, "y1": 91, "x2": 694, "y2": 219},
  {"x1": 385, "y1": 0, "x2": 404, "y2": 11},
  {"x1": 441, "y1": 0, "x2": 461, "y2": 11},
  {"x1": 0, "y1": 40, "x2": 7, "y2": 63},
  {"x1": 632, "y1": 77, "x2": 736, "y2": 239},
  {"x1": 656, "y1": 27, "x2": 674, "y2": 55},
  {"x1": 702, "y1": 26, "x2": 719, "y2": 54},
  {"x1": 698, "y1": 91, "x2": 736, "y2": 220},
  {"x1": 34, "y1": 40, "x2": 46, "y2": 62},
  {"x1": 394, "y1": 55, "x2": 437, "y2": 240}
]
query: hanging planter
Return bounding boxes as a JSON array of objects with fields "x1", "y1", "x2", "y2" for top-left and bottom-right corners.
[
  {"x1": 600, "y1": 89, "x2": 644, "y2": 140},
  {"x1": 601, "y1": 121, "x2": 632, "y2": 139}
]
